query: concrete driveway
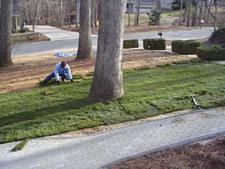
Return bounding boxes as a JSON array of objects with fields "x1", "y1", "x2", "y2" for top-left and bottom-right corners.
[
  {"x1": 12, "y1": 26, "x2": 214, "y2": 57},
  {"x1": 26, "y1": 25, "x2": 80, "y2": 41},
  {"x1": 1, "y1": 107, "x2": 225, "y2": 169}
]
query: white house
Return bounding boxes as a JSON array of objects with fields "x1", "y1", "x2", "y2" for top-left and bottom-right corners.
[
  {"x1": 126, "y1": 0, "x2": 174, "y2": 13},
  {"x1": 161, "y1": 0, "x2": 174, "y2": 9}
]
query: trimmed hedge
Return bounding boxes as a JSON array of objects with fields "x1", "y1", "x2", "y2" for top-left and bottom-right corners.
[
  {"x1": 209, "y1": 28, "x2": 225, "y2": 45},
  {"x1": 123, "y1": 39, "x2": 139, "y2": 49},
  {"x1": 197, "y1": 46, "x2": 225, "y2": 61},
  {"x1": 172, "y1": 40, "x2": 200, "y2": 54},
  {"x1": 143, "y1": 38, "x2": 166, "y2": 50}
]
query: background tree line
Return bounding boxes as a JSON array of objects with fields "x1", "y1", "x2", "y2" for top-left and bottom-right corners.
[
  {"x1": 180, "y1": 0, "x2": 224, "y2": 29},
  {"x1": 16, "y1": 0, "x2": 100, "y2": 28}
]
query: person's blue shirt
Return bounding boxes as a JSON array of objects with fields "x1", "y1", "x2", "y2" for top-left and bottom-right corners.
[
  {"x1": 54, "y1": 62, "x2": 73, "y2": 81},
  {"x1": 43, "y1": 62, "x2": 73, "y2": 84}
]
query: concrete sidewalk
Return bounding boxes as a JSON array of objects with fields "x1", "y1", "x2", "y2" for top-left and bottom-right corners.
[{"x1": 1, "y1": 107, "x2": 225, "y2": 169}]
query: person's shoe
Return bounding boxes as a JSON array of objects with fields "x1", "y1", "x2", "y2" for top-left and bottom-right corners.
[
  {"x1": 38, "y1": 80, "x2": 46, "y2": 86},
  {"x1": 56, "y1": 80, "x2": 61, "y2": 84}
]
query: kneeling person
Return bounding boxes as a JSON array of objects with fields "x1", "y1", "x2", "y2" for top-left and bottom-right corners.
[{"x1": 43, "y1": 61, "x2": 73, "y2": 84}]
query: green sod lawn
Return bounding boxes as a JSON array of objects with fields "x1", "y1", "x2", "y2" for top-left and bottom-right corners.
[{"x1": 1, "y1": 61, "x2": 225, "y2": 143}]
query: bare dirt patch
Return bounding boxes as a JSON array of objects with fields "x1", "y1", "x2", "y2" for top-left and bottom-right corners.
[
  {"x1": 0, "y1": 50, "x2": 195, "y2": 94},
  {"x1": 109, "y1": 136, "x2": 225, "y2": 169}
]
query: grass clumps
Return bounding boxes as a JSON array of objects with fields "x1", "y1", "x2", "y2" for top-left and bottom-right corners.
[
  {"x1": 11, "y1": 139, "x2": 29, "y2": 152},
  {"x1": 1, "y1": 62, "x2": 225, "y2": 143}
]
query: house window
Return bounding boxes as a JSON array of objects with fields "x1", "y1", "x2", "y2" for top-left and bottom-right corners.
[{"x1": 127, "y1": 3, "x2": 134, "y2": 13}]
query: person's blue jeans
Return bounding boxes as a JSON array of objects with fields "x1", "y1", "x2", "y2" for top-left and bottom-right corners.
[{"x1": 43, "y1": 72, "x2": 67, "y2": 84}]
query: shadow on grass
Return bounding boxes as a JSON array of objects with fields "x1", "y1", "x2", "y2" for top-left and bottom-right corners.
[{"x1": 0, "y1": 97, "x2": 90, "y2": 128}]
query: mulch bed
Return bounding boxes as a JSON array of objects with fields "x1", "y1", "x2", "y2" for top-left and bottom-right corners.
[{"x1": 109, "y1": 136, "x2": 225, "y2": 169}]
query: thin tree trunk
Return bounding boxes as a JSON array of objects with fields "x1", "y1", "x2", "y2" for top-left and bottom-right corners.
[
  {"x1": 77, "y1": 0, "x2": 92, "y2": 59},
  {"x1": 94, "y1": 0, "x2": 98, "y2": 27},
  {"x1": 203, "y1": 0, "x2": 208, "y2": 21},
  {"x1": 134, "y1": 0, "x2": 140, "y2": 26},
  {"x1": 47, "y1": 0, "x2": 51, "y2": 25},
  {"x1": 33, "y1": 0, "x2": 40, "y2": 39},
  {"x1": 183, "y1": 0, "x2": 188, "y2": 22},
  {"x1": 97, "y1": 0, "x2": 101, "y2": 26},
  {"x1": 207, "y1": 1, "x2": 217, "y2": 31},
  {"x1": 128, "y1": 0, "x2": 131, "y2": 26},
  {"x1": 12, "y1": 16, "x2": 17, "y2": 33},
  {"x1": 68, "y1": 0, "x2": 72, "y2": 28},
  {"x1": 198, "y1": 0, "x2": 204, "y2": 26},
  {"x1": 186, "y1": 0, "x2": 191, "y2": 27},
  {"x1": 214, "y1": 0, "x2": 218, "y2": 29},
  {"x1": 180, "y1": 0, "x2": 183, "y2": 25},
  {"x1": 76, "y1": 0, "x2": 80, "y2": 27},
  {"x1": 91, "y1": 0, "x2": 95, "y2": 27},
  {"x1": 88, "y1": 0, "x2": 126, "y2": 102},
  {"x1": 206, "y1": 0, "x2": 213, "y2": 23},
  {"x1": 192, "y1": 0, "x2": 198, "y2": 27},
  {"x1": 0, "y1": 0, "x2": 13, "y2": 68},
  {"x1": 59, "y1": 0, "x2": 63, "y2": 27},
  {"x1": 91, "y1": 0, "x2": 98, "y2": 27}
]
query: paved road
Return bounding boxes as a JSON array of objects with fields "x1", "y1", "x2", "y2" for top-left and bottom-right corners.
[
  {"x1": 1, "y1": 107, "x2": 225, "y2": 169},
  {"x1": 12, "y1": 26, "x2": 214, "y2": 57},
  {"x1": 125, "y1": 27, "x2": 214, "y2": 40},
  {"x1": 12, "y1": 26, "x2": 98, "y2": 57}
]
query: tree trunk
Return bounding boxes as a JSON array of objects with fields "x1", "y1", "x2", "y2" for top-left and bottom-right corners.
[
  {"x1": 94, "y1": 0, "x2": 98, "y2": 27},
  {"x1": 0, "y1": 0, "x2": 13, "y2": 68},
  {"x1": 12, "y1": 16, "x2": 17, "y2": 33},
  {"x1": 198, "y1": 0, "x2": 204, "y2": 26},
  {"x1": 134, "y1": 0, "x2": 141, "y2": 26},
  {"x1": 128, "y1": 0, "x2": 131, "y2": 26},
  {"x1": 183, "y1": 0, "x2": 188, "y2": 22},
  {"x1": 60, "y1": 0, "x2": 63, "y2": 27},
  {"x1": 179, "y1": 0, "x2": 183, "y2": 25},
  {"x1": 77, "y1": 0, "x2": 92, "y2": 59},
  {"x1": 214, "y1": 0, "x2": 218, "y2": 30},
  {"x1": 206, "y1": 0, "x2": 213, "y2": 23},
  {"x1": 207, "y1": 0, "x2": 217, "y2": 31},
  {"x1": 88, "y1": 0, "x2": 126, "y2": 102},
  {"x1": 191, "y1": 0, "x2": 198, "y2": 27},
  {"x1": 203, "y1": 0, "x2": 208, "y2": 21},
  {"x1": 186, "y1": 0, "x2": 192, "y2": 27},
  {"x1": 76, "y1": 0, "x2": 80, "y2": 27},
  {"x1": 91, "y1": 0, "x2": 98, "y2": 27},
  {"x1": 91, "y1": 0, "x2": 94, "y2": 27}
]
